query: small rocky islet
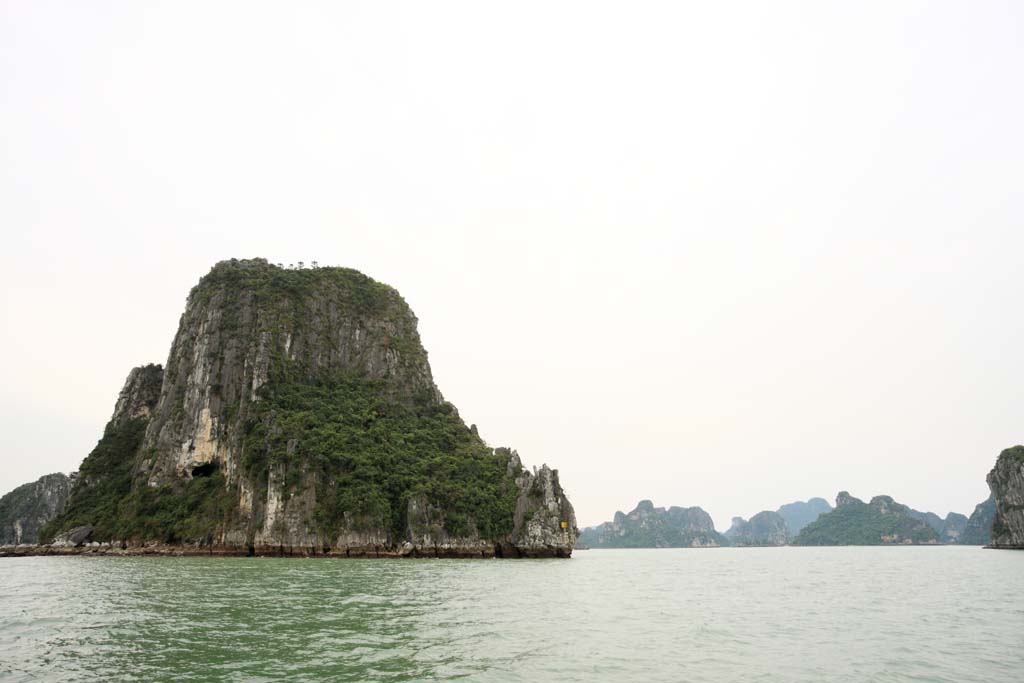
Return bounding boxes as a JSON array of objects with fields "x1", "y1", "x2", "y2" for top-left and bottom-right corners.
[
  {"x1": 579, "y1": 500, "x2": 725, "y2": 548},
  {"x1": 2, "y1": 260, "x2": 1024, "y2": 556}
]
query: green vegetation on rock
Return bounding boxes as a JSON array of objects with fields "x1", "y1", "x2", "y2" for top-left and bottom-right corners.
[
  {"x1": 35, "y1": 258, "x2": 576, "y2": 556},
  {"x1": 195, "y1": 259, "x2": 396, "y2": 315},
  {"x1": 579, "y1": 500, "x2": 724, "y2": 548},
  {"x1": 40, "y1": 418, "x2": 236, "y2": 544},
  {"x1": 792, "y1": 493, "x2": 939, "y2": 546},
  {"x1": 39, "y1": 419, "x2": 145, "y2": 542},
  {"x1": 243, "y1": 375, "x2": 518, "y2": 541}
]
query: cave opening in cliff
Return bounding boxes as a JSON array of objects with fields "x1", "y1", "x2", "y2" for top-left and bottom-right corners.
[{"x1": 191, "y1": 462, "x2": 218, "y2": 478}]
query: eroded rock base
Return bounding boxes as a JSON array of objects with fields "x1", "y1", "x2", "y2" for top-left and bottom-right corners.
[{"x1": 0, "y1": 542, "x2": 573, "y2": 559}]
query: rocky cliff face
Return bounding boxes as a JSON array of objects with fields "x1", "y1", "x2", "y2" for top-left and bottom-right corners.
[
  {"x1": 0, "y1": 473, "x2": 76, "y2": 544},
  {"x1": 112, "y1": 365, "x2": 165, "y2": 425},
  {"x1": 41, "y1": 259, "x2": 577, "y2": 557},
  {"x1": 961, "y1": 495, "x2": 995, "y2": 545},
  {"x1": 724, "y1": 511, "x2": 790, "y2": 546},
  {"x1": 793, "y1": 492, "x2": 939, "y2": 545},
  {"x1": 987, "y1": 445, "x2": 1024, "y2": 549},
  {"x1": 137, "y1": 261, "x2": 438, "y2": 491},
  {"x1": 579, "y1": 500, "x2": 723, "y2": 548},
  {"x1": 501, "y1": 451, "x2": 577, "y2": 557}
]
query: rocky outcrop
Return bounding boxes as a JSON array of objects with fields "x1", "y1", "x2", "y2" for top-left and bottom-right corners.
[
  {"x1": 792, "y1": 492, "x2": 939, "y2": 545},
  {"x1": 835, "y1": 491, "x2": 859, "y2": 508},
  {"x1": 505, "y1": 457, "x2": 577, "y2": 557},
  {"x1": 0, "y1": 473, "x2": 76, "y2": 544},
  {"x1": 987, "y1": 445, "x2": 1024, "y2": 549},
  {"x1": 724, "y1": 511, "x2": 790, "y2": 546},
  {"x1": 38, "y1": 259, "x2": 576, "y2": 558},
  {"x1": 51, "y1": 525, "x2": 94, "y2": 547},
  {"x1": 579, "y1": 500, "x2": 723, "y2": 548},
  {"x1": 775, "y1": 497, "x2": 832, "y2": 536},
  {"x1": 961, "y1": 495, "x2": 996, "y2": 545},
  {"x1": 111, "y1": 364, "x2": 164, "y2": 425}
]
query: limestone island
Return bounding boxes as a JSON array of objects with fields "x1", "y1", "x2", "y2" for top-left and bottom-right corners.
[{"x1": 0, "y1": 258, "x2": 577, "y2": 558}]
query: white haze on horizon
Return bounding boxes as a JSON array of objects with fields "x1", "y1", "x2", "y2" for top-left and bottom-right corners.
[{"x1": 1, "y1": 1, "x2": 1022, "y2": 531}]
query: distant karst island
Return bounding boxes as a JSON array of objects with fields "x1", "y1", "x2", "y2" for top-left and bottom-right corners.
[
  {"x1": 578, "y1": 467, "x2": 1018, "y2": 550},
  {"x1": 0, "y1": 259, "x2": 577, "y2": 558},
  {"x1": 579, "y1": 498, "x2": 832, "y2": 548}
]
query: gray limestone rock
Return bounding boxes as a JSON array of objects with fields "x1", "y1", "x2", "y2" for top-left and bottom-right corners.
[
  {"x1": 987, "y1": 446, "x2": 1024, "y2": 549},
  {"x1": 507, "y1": 458, "x2": 576, "y2": 557},
  {"x1": 0, "y1": 473, "x2": 76, "y2": 545},
  {"x1": 111, "y1": 364, "x2": 164, "y2": 425},
  {"x1": 51, "y1": 525, "x2": 94, "y2": 547}
]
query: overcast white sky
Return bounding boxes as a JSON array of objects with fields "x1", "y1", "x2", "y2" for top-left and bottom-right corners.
[{"x1": 2, "y1": 1, "x2": 1021, "y2": 529}]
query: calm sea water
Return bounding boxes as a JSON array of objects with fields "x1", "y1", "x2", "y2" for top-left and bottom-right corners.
[{"x1": 1, "y1": 547, "x2": 1022, "y2": 682}]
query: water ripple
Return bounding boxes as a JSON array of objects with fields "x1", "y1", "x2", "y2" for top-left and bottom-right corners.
[{"x1": 1, "y1": 548, "x2": 1023, "y2": 681}]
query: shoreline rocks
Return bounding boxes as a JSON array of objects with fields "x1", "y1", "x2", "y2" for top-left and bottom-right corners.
[{"x1": 0, "y1": 540, "x2": 568, "y2": 559}]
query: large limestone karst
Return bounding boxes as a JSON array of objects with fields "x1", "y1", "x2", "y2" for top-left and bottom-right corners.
[
  {"x1": 579, "y1": 500, "x2": 724, "y2": 548},
  {"x1": 39, "y1": 258, "x2": 576, "y2": 557},
  {"x1": 987, "y1": 445, "x2": 1024, "y2": 549}
]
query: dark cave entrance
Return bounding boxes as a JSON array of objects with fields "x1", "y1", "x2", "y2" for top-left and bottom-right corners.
[{"x1": 191, "y1": 462, "x2": 218, "y2": 478}]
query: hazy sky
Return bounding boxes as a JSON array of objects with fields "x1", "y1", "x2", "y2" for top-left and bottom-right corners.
[{"x1": 2, "y1": 1, "x2": 1022, "y2": 529}]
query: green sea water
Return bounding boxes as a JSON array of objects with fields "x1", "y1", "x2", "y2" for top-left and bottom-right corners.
[{"x1": 1, "y1": 546, "x2": 1022, "y2": 682}]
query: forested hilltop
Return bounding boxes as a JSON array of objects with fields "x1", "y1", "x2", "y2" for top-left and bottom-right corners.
[{"x1": 793, "y1": 491, "x2": 994, "y2": 546}]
